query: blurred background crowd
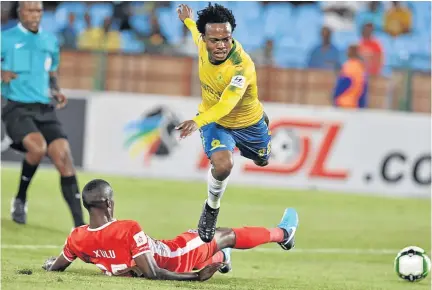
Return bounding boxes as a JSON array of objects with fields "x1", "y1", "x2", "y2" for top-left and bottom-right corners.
[
  {"x1": 2, "y1": 1, "x2": 430, "y2": 75},
  {"x1": 1, "y1": 1, "x2": 430, "y2": 113}
]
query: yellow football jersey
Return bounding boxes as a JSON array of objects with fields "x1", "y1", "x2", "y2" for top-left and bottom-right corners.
[{"x1": 184, "y1": 18, "x2": 264, "y2": 129}]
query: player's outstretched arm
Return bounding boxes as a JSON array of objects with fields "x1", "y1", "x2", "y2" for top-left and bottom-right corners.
[
  {"x1": 134, "y1": 252, "x2": 222, "y2": 281},
  {"x1": 177, "y1": 4, "x2": 200, "y2": 46},
  {"x1": 176, "y1": 82, "x2": 246, "y2": 138},
  {"x1": 42, "y1": 255, "x2": 72, "y2": 272}
]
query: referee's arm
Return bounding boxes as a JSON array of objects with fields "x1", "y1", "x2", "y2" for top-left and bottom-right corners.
[
  {"x1": 49, "y1": 38, "x2": 67, "y2": 109},
  {"x1": 1, "y1": 36, "x2": 17, "y2": 84}
]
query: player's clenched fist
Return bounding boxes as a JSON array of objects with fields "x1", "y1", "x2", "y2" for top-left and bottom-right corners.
[
  {"x1": 197, "y1": 262, "x2": 224, "y2": 281},
  {"x1": 177, "y1": 4, "x2": 193, "y2": 22}
]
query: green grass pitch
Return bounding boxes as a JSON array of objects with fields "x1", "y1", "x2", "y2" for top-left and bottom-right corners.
[{"x1": 1, "y1": 167, "x2": 430, "y2": 289}]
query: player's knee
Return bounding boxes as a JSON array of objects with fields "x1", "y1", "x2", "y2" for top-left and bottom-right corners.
[
  {"x1": 27, "y1": 144, "x2": 47, "y2": 163},
  {"x1": 23, "y1": 133, "x2": 47, "y2": 163},
  {"x1": 215, "y1": 228, "x2": 236, "y2": 249},
  {"x1": 254, "y1": 159, "x2": 269, "y2": 167},
  {"x1": 212, "y1": 158, "x2": 233, "y2": 180}
]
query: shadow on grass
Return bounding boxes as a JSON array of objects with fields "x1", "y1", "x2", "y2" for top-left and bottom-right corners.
[{"x1": 2, "y1": 218, "x2": 68, "y2": 237}]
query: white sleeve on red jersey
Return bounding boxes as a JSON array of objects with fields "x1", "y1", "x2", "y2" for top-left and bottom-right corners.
[
  {"x1": 128, "y1": 221, "x2": 151, "y2": 259},
  {"x1": 62, "y1": 234, "x2": 77, "y2": 262}
]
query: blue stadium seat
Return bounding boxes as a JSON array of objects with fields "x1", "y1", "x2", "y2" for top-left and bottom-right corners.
[
  {"x1": 296, "y1": 5, "x2": 323, "y2": 31},
  {"x1": 415, "y1": 34, "x2": 431, "y2": 59},
  {"x1": 121, "y1": 30, "x2": 145, "y2": 54},
  {"x1": 89, "y1": 3, "x2": 114, "y2": 27},
  {"x1": 393, "y1": 34, "x2": 419, "y2": 56},
  {"x1": 234, "y1": 18, "x2": 265, "y2": 53},
  {"x1": 130, "y1": 1, "x2": 145, "y2": 9},
  {"x1": 295, "y1": 7, "x2": 323, "y2": 49},
  {"x1": 55, "y1": 2, "x2": 87, "y2": 29},
  {"x1": 273, "y1": 36, "x2": 307, "y2": 69},
  {"x1": 41, "y1": 11, "x2": 58, "y2": 34},
  {"x1": 332, "y1": 31, "x2": 359, "y2": 51},
  {"x1": 409, "y1": 56, "x2": 431, "y2": 72},
  {"x1": 230, "y1": 1, "x2": 261, "y2": 22},
  {"x1": 130, "y1": 15, "x2": 151, "y2": 35},
  {"x1": 263, "y1": 3, "x2": 293, "y2": 40},
  {"x1": 73, "y1": 18, "x2": 87, "y2": 35},
  {"x1": 156, "y1": 7, "x2": 183, "y2": 45},
  {"x1": 374, "y1": 31, "x2": 393, "y2": 66}
]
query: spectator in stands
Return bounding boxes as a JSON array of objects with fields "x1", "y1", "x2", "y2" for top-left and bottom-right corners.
[
  {"x1": 356, "y1": 2, "x2": 383, "y2": 32},
  {"x1": 250, "y1": 40, "x2": 274, "y2": 67},
  {"x1": 332, "y1": 45, "x2": 368, "y2": 109},
  {"x1": 384, "y1": 2, "x2": 412, "y2": 37},
  {"x1": 307, "y1": 26, "x2": 340, "y2": 70},
  {"x1": 78, "y1": 15, "x2": 121, "y2": 52},
  {"x1": 60, "y1": 13, "x2": 77, "y2": 49},
  {"x1": 321, "y1": 2, "x2": 362, "y2": 31},
  {"x1": 113, "y1": 1, "x2": 132, "y2": 31},
  {"x1": 143, "y1": 12, "x2": 168, "y2": 54},
  {"x1": 358, "y1": 23, "x2": 383, "y2": 76}
]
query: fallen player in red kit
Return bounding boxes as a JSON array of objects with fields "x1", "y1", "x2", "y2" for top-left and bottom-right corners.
[{"x1": 43, "y1": 179, "x2": 299, "y2": 281}]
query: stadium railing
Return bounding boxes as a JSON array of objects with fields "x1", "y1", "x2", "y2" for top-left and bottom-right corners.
[{"x1": 59, "y1": 50, "x2": 431, "y2": 114}]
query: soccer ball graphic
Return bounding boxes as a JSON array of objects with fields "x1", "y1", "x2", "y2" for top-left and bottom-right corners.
[
  {"x1": 394, "y1": 246, "x2": 431, "y2": 282},
  {"x1": 269, "y1": 128, "x2": 301, "y2": 164}
]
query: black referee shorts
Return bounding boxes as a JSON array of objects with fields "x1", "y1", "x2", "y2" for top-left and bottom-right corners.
[{"x1": 1, "y1": 99, "x2": 67, "y2": 152}]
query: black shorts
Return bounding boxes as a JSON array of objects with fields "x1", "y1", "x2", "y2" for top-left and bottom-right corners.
[{"x1": 1, "y1": 100, "x2": 67, "y2": 152}]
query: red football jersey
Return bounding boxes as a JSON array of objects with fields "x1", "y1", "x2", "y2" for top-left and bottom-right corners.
[
  {"x1": 62, "y1": 219, "x2": 151, "y2": 276},
  {"x1": 62, "y1": 220, "x2": 218, "y2": 276}
]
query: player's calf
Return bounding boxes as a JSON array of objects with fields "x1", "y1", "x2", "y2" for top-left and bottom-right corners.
[
  {"x1": 11, "y1": 133, "x2": 47, "y2": 224},
  {"x1": 198, "y1": 151, "x2": 233, "y2": 243},
  {"x1": 47, "y1": 139, "x2": 75, "y2": 176},
  {"x1": 47, "y1": 139, "x2": 85, "y2": 227},
  {"x1": 213, "y1": 211, "x2": 299, "y2": 252}
]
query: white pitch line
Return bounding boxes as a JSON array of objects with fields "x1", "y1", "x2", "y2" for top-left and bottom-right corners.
[{"x1": 1, "y1": 244, "x2": 402, "y2": 254}]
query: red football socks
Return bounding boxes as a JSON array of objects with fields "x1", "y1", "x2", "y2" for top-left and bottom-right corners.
[
  {"x1": 194, "y1": 251, "x2": 224, "y2": 269},
  {"x1": 233, "y1": 227, "x2": 285, "y2": 249}
]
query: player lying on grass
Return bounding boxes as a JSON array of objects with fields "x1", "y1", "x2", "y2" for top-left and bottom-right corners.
[{"x1": 43, "y1": 179, "x2": 299, "y2": 281}]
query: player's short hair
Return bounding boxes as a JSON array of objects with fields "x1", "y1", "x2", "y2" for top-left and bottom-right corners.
[
  {"x1": 196, "y1": 3, "x2": 236, "y2": 34},
  {"x1": 18, "y1": 1, "x2": 43, "y2": 11},
  {"x1": 82, "y1": 179, "x2": 113, "y2": 210}
]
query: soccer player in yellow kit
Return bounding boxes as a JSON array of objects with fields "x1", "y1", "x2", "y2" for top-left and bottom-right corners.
[{"x1": 176, "y1": 4, "x2": 292, "y2": 246}]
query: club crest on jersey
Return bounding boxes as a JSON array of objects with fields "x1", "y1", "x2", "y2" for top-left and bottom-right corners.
[
  {"x1": 133, "y1": 231, "x2": 147, "y2": 247},
  {"x1": 230, "y1": 75, "x2": 246, "y2": 89},
  {"x1": 216, "y1": 72, "x2": 224, "y2": 83}
]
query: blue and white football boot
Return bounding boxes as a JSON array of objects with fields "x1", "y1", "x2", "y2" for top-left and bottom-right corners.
[
  {"x1": 277, "y1": 208, "x2": 299, "y2": 250},
  {"x1": 218, "y1": 247, "x2": 232, "y2": 274}
]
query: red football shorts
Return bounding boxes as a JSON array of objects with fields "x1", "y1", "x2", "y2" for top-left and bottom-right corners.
[{"x1": 156, "y1": 229, "x2": 218, "y2": 273}]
